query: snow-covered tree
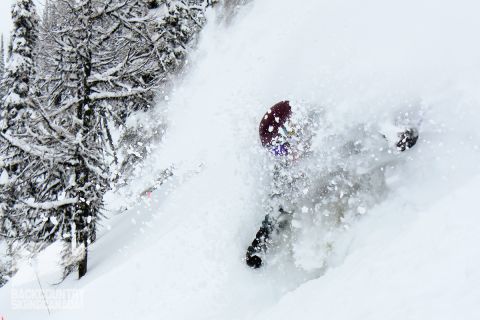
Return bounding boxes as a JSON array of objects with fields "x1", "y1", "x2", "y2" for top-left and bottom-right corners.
[
  {"x1": 0, "y1": 0, "x2": 42, "y2": 281},
  {"x1": 0, "y1": 0, "x2": 76, "y2": 283},
  {"x1": 0, "y1": 34, "x2": 5, "y2": 78},
  {"x1": 1, "y1": 0, "x2": 39, "y2": 130},
  {"x1": 40, "y1": 0, "x2": 213, "y2": 179},
  {"x1": 37, "y1": 0, "x2": 209, "y2": 279},
  {"x1": 115, "y1": 0, "x2": 213, "y2": 177},
  {"x1": 154, "y1": 0, "x2": 209, "y2": 75},
  {"x1": 0, "y1": 34, "x2": 6, "y2": 101},
  {"x1": 35, "y1": 0, "x2": 116, "y2": 279},
  {"x1": 0, "y1": 0, "x2": 215, "y2": 282}
]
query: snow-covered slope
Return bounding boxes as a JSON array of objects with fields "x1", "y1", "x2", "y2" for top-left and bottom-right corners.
[
  {"x1": 254, "y1": 175, "x2": 480, "y2": 320},
  {"x1": 2, "y1": 0, "x2": 480, "y2": 319}
]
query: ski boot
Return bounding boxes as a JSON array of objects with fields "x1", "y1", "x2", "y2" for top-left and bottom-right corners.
[{"x1": 246, "y1": 208, "x2": 293, "y2": 268}]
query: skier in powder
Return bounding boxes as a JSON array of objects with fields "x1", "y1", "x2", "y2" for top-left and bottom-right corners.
[
  {"x1": 245, "y1": 101, "x2": 419, "y2": 269},
  {"x1": 246, "y1": 100, "x2": 308, "y2": 268}
]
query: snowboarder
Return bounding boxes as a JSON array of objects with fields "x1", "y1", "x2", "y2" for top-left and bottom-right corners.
[{"x1": 245, "y1": 101, "x2": 419, "y2": 269}]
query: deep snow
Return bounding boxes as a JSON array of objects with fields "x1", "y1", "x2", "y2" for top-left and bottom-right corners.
[{"x1": 2, "y1": 0, "x2": 480, "y2": 319}]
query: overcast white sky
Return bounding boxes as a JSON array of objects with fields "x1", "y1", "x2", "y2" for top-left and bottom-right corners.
[{"x1": 0, "y1": 0, "x2": 15, "y2": 38}]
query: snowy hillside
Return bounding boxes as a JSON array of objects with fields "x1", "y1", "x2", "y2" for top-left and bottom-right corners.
[{"x1": 1, "y1": 0, "x2": 480, "y2": 319}]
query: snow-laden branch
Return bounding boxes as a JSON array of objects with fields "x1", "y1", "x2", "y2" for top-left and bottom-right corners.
[
  {"x1": 1, "y1": 132, "x2": 59, "y2": 161},
  {"x1": 48, "y1": 97, "x2": 82, "y2": 118},
  {"x1": 90, "y1": 87, "x2": 151, "y2": 101},
  {"x1": 87, "y1": 57, "x2": 127, "y2": 84},
  {"x1": 22, "y1": 197, "x2": 78, "y2": 210}
]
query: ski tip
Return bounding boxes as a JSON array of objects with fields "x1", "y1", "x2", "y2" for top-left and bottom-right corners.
[{"x1": 396, "y1": 128, "x2": 419, "y2": 152}]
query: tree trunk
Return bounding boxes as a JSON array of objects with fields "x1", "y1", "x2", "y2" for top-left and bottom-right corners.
[
  {"x1": 77, "y1": 2, "x2": 93, "y2": 280},
  {"x1": 78, "y1": 240, "x2": 88, "y2": 279}
]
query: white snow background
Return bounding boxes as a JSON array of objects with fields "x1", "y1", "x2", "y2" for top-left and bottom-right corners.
[{"x1": 1, "y1": 0, "x2": 480, "y2": 319}]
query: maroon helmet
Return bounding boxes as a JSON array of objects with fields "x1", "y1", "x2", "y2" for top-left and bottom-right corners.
[{"x1": 259, "y1": 101, "x2": 292, "y2": 147}]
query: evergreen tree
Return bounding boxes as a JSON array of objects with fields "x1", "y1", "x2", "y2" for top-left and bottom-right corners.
[
  {"x1": 0, "y1": 0, "x2": 39, "y2": 130},
  {"x1": 36, "y1": 0, "x2": 111, "y2": 279},
  {"x1": 154, "y1": 0, "x2": 209, "y2": 75},
  {"x1": 115, "y1": 0, "x2": 213, "y2": 177},
  {"x1": 0, "y1": 0, "x2": 74, "y2": 283},
  {"x1": 37, "y1": 0, "x2": 185, "y2": 279},
  {"x1": 0, "y1": 0, "x2": 42, "y2": 281}
]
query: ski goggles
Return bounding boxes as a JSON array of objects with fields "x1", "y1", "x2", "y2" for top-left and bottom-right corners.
[{"x1": 279, "y1": 123, "x2": 296, "y2": 138}]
